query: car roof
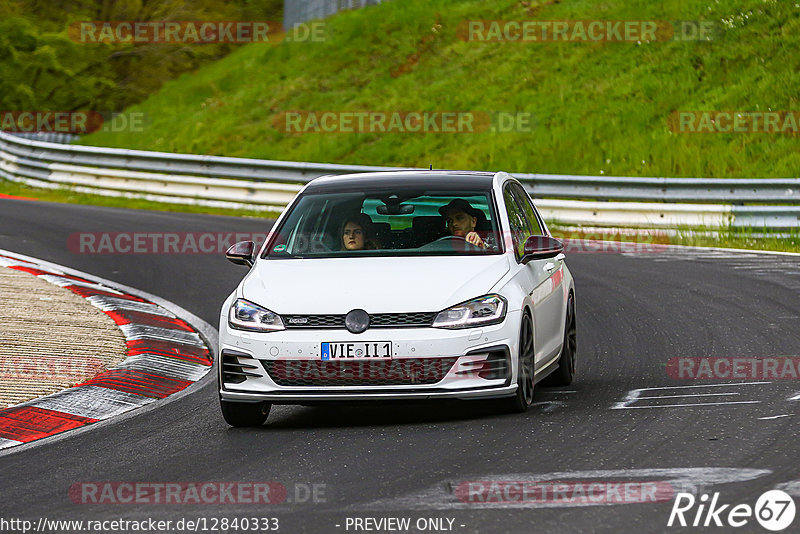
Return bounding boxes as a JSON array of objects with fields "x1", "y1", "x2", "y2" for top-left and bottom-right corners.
[{"x1": 303, "y1": 170, "x2": 499, "y2": 193}]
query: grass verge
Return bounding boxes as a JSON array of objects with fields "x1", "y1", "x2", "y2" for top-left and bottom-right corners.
[
  {"x1": 0, "y1": 178, "x2": 278, "y2": 220},
  {"x1": 550, "y1": 225, "x2": 800, "y2": 254}
]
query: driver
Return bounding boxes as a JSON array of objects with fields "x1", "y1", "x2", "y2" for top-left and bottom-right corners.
[{"x1": 438, "y1": 199, "x2": 495, "y2": 250}]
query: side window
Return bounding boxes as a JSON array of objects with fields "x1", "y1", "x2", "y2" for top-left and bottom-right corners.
[
  {"x1": 503, "y1": 185, "x2": 529, "y2": 260},
  {"x1": 290, "y1": 199, "x2": 334, "y2": 253},
  {"x1": 511, "y1": 183, "x2": 544, "y2": 236}
]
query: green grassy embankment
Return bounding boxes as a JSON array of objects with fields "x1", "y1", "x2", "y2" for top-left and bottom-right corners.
[{"x1": 78, "y1": 0, "x2": 799, "y2": 178}]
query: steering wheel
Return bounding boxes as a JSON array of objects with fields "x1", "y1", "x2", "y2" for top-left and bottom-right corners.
[{"x1": 422, "y1": 235, "x2": 482, "y2": 251}]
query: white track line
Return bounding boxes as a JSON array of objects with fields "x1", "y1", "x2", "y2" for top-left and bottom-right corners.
[
  {"x1": 636, "y1": 393, "x2": 740, "y2": 400},
  {"x1": 612, "y1": 382, "x2": 769, "y2": 410},
  {"x1": 619, "y1": 401, "x2": 760, "y2": 409}
]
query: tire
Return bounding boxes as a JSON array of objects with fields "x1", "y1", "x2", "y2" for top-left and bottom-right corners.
[
  {"x1": 503, "y1": 313, "x2": 535, "y2": 413},
  {"x1": 542, "y1": 292, "x2": 576, "y2": 387},
  {"x1": 220, "y1": 400, "x2": 271, "y2": 427}
]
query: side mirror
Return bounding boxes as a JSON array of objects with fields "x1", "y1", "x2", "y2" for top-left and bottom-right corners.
[
  {"x1": 226, "y1": 241, "x2": 255, "y2": 267},
  {"x1": 521, "y1": 236, "x2": 564, "y2": 264}
]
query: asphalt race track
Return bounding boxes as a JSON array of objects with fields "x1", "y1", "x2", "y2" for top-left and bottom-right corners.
[{"x1": 1, "y1": 197, "x2": 799, "y2": 533}]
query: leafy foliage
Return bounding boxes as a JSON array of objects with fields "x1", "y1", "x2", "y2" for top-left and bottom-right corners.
[{"x1": 0, "y1": 0, "x2": 283, "y2": 111}]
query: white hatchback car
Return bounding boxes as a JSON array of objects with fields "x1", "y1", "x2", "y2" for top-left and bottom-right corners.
[{"x1": 218, "y1": 171, "x2": 576, "y2": 426}]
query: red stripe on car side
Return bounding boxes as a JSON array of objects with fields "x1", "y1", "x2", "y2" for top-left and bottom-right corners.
[{"x1": 551, "y1": 268, "x2": 564, "y2": 288}]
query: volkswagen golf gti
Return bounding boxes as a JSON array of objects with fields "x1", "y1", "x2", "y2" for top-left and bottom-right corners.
[{"x1": 218, "y1": 170, "x2": 576, "y2": 426}]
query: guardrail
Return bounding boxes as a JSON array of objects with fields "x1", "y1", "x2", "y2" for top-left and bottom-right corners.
[
  {"x1": 1, "y1": 130, "x2": 799, "y2": 231},
  {"x1": 284, "y1": 0, "x2": 388, "y2": 29}
]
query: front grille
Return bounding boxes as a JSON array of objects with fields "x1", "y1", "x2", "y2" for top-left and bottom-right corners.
[
  {"x1": 282, "y1": 312, "x2": 436, "y2": 329},
  {"x1": 283, "y1": 314, "x2": 344, "y2": 328},
  {"x1": 371, "y1": 312, "x2": 436, "y2": 327},
  {"x1": 261, "y1": 357, "x2": 458, "y2": 386}
]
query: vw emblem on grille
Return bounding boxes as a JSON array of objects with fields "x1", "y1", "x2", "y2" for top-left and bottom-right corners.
[{"x1": 345, "y1": 309, "x2": 370, "y2": 334}]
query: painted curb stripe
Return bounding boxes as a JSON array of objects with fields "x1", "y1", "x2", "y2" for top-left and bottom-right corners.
[
  {"x1": 113, "y1": 353, "x2": 210, "y2": 382},
  {"x1": 0, "y1": 258, "x2": 31, "y2": 268},
  {"x1": 8, "y1": 265, "x2": 92, "y2": 284},
  {"x1": 125, "y1": 339, "x2": 211, "y2": 365},
  {"x1": 0, "y1": 254, "x2": 213, "y2": 449},
  {"x1": 0, "y1": 407, "x2": 98, "y2": 443},
  {"x1": 86, "y1": 295, "x2": 176, "y2": 317},
  {"x1": 0, "y1": 193, "x2": 37, "y2": 201},
  {"x1": 25, "y1": 386, "x2": 156, "y2": 420},
  {"x1": 78, "y1": 369, "x2": 193, "y2": 399},
  {"x1": 39, "y1": 274, "x2": 125, "y2": 294},
  {"x1": 119, "y1": 324, "x2": 205, "y2": 347},
  {"x1": 0, "y1": 437, "x2": 24, "y2": 450},
  {"x1": 68, "y1": 285, "x2": 147, "y2": 302},
  {"x1": 104, "y1": 309, "x2": 194, "y2": 332}
]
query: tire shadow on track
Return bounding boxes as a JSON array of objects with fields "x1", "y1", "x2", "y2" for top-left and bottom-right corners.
[{"x1": 239, "y1": 392, "x2": 578, "y2": 430}]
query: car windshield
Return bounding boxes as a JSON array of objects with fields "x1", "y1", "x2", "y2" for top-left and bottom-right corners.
[{"x1": 263, "y1": 188, "x2": 502, "y2": 258}]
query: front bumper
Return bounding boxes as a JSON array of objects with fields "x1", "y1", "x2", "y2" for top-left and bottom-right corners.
[
  {"x1": 221, "y1": 385, "x2": 518, "y2": 403},
  {"x1": 218, "y1": 310, "x2": 520, "y2": 402}
]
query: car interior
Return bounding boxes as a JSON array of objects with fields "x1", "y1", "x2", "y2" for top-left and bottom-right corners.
[{"x1": 269, "y1": 193, "x2": 501, "y2": 255}]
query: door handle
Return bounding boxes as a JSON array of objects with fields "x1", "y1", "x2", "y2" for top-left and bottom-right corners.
[{"x1": 545, "y1": 253, "x2": 566, "y2": 271}]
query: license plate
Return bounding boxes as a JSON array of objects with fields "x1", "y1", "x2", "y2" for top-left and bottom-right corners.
[{"x1": 321, "y1": 341, "x2": 392, "y2": 360}]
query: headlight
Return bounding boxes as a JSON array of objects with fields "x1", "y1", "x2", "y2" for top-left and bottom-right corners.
[
  {"x1": 432, "y1": 294, "x2": 507, "y2": 329},
  {"x1": 229, "y1": 299, "x2": 284, "y2": 332}
]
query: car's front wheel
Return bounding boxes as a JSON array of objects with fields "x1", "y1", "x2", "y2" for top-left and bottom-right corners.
[
  {"x1": 220, "y1": 400, "x2": 271, "y2": 427},
  {"x1": 503, "y1": 313, "x2": 535, "y2": 413}
]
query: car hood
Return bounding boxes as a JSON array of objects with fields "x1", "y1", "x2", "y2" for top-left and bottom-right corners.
[{"x1": 241, "y1": 255, "x2": 511, "y2": 314}]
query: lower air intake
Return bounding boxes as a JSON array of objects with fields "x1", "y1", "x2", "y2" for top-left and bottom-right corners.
[{"x1": 262, "y1": 357, "x2": 458, "y2": 386}]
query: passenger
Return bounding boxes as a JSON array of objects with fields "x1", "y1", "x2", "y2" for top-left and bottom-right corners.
[
  {"x1": 438, "y1": 199, "x2": 495, "y2": 250},
  {"x1": 339, "y1": 214, "x2": 379, "y2": 251}
]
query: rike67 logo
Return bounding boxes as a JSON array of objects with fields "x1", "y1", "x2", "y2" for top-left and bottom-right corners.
[{"x1": 668, "y1": 490, "x2": 796, "y2": 531}]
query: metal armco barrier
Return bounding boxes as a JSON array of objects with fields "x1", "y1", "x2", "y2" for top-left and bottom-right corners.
[
  {"x1": 284, "y1": 0, "x2": 388, "y2": 29},
  {"x1": 1, "y1": 131, "x2": 798, "y2": 230}
]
